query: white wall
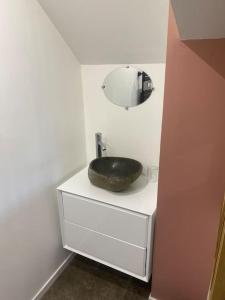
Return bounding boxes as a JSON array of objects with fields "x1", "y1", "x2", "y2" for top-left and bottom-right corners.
[
  {"x1": 81, "y1": 64, "x2": 166, "y2": 170},
  {"x1": 0, "y1": 1, "x2": 86, "y2": 300}
]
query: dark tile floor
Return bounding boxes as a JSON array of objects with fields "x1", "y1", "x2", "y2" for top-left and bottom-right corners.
[{"x1": 42, "y1": 255, "x2": 151, "y2": 300}]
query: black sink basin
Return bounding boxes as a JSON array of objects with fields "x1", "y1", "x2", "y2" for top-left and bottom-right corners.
[{"x1": 88, "y1": 157, "x2": 143, "y2": 192}]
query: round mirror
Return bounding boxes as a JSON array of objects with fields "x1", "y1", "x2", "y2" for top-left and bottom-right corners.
[{"x1": 102, "y1": 66, "x2": 154, "y2": 108}]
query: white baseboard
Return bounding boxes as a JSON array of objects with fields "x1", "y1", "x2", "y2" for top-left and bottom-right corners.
[{"x1": 31, "y1": 253, "x2": 75, "y2": 300}]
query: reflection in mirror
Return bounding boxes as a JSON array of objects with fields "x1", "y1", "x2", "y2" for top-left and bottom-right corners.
[{"x1": 102, "y1": 66, "x2": 154, "y2": 109}]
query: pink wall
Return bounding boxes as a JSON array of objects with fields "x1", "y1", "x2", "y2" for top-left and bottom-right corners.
[{"x1": 151, "y1": 6, "x2": 225, "y2": 300}]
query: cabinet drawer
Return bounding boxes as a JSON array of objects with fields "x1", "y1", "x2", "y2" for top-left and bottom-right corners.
[
  {"x1": 64, "y1": 221, "x2": 146, "y2": 277},
  {"x1": 62, "y1": 192, "x2": 148, "y2": 247}
]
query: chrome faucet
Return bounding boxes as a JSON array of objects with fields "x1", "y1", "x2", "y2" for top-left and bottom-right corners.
[{"x1": 95, "y1": 132, "x2": 106, "y2": 158}]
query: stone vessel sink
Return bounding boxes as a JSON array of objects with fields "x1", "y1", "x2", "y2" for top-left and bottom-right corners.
[{"x1": 88, "y1": 157, "x2": 143, "y2": 192}]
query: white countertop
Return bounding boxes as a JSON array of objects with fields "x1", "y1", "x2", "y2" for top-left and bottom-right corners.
[{"x1": 57, "y1": 167, "x2": 158, "y2": 216}]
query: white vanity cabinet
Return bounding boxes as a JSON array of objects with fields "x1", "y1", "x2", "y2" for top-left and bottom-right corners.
[{"x1": 57, "y1": 167, "x2": 157, "y2": 282}]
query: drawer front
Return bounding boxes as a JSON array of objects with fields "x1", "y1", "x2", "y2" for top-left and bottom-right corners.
[
  {"x1": 62, "y1": 192, "x2": 148, "y2": 247},
  {"x1": 64, "y1": 221, "x2": 146, "y2": 277}
]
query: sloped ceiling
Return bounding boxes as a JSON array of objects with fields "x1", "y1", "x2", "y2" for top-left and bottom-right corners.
[
  {"x1": 38, "y1": 0, "x2": 169, "y2": 64},
  {"x1": 172, "y1": 0, "x2": 225, "y2": 40}
]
